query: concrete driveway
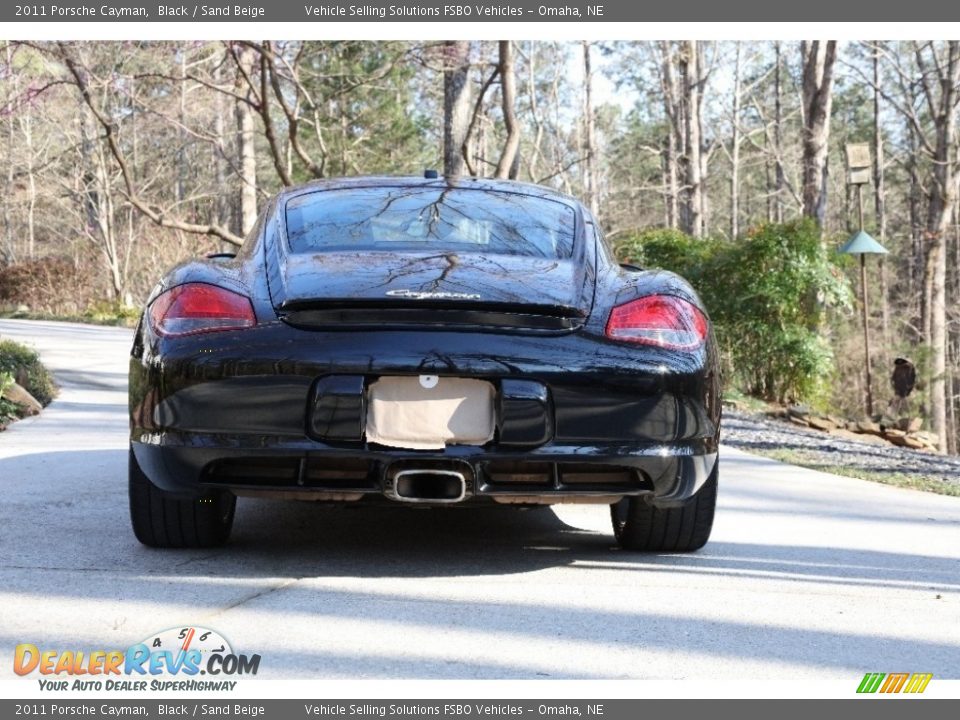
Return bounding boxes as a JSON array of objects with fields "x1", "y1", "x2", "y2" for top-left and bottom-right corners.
[{"x1": 0, "y1": 318, "x2": 958, "y2": 680}]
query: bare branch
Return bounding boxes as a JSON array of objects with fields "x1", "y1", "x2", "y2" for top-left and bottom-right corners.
[{"x1": 57, "y1": 43, "x2": 245, "y2": 247}]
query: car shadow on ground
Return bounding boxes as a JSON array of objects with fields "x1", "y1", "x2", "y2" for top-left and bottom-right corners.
[
  {"x1": 2, "y1": 449, "x2": 959, "y2": 592},
  {"x1": 3, "y1": 448, "x2": 960, "y2": 678}
]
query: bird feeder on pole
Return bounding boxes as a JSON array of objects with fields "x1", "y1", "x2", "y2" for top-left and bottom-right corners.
[{"x1": 840, "y1": 143, "x2": 888, "y2": 417}]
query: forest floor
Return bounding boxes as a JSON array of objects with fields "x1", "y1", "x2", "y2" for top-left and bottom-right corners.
[{"x1": 723, "y1": 408, "x2": 960, "y2": 497}]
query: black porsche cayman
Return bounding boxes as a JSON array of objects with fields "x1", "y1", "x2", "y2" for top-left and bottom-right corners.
[{"x1": 129, "y1": 175, "x2": 721, "y2": 551}]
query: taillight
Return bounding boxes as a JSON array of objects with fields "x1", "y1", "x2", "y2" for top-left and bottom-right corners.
[
  {"x1": 149, "y1": 283, "x2": 255, "y2": 337},
  {"x1": 605, "y1": 295, "x2": 708, "y2": 350}
]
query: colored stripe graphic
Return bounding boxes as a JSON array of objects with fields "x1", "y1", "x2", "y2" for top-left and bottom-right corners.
[
  {"x1": 857, "y1": 672, "x2": 932, "y2": 694},
  {"x1": 903, "y1": 674, "x2": 933, "y2": 694},
  {"x1": 857, "y1": 673, "x2": 885, "y2": 693},
  {"x1": 881, "y1": 673, "x2": 909, "y2": 693}
]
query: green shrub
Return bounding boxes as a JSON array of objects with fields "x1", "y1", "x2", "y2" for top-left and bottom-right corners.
[
  {"x1": 0, "y1": 371, "x2": 19, "y2": 424},
  {"x1": 615, "y1": 228, "x2": 717, "y2": 278},
  {"x1": 613, "y1": 219, "x2": 852, "y2": 404},
  {"x1": 0, "y1": 339, "x2": 57, "y2": 406},
  {"x1": 713, "y1": 220, "x2": 851, "y2": 403}
]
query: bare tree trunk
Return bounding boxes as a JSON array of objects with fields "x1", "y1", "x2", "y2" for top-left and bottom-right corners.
[
  {"x1": 774, "y1": 41, "x2": 785, "y2": 223},
  {"x1": 494, "y1": 41, "x2": 521, "y2": 180},
  {"x1": 443, "y1": 41, "x2": 471, "y2": 177},
  {"x1": 844, "y1": 183, "x2": 853, "y2": 235},
  {"x1": 234, "y1": 44, "x2": 258, "y2": 235},
  {"x1": 764, "y1": 148, "x2": 772, "y2": 222},
  {"x1": 3, "y1": 43, "x2": 17, "y2": 264},
  {"x1": 525, "y1": 43, "x2": 545, "y2": 181},
  {"x1": 581, "y1": 41, "x2": 599, "y2": 217},
  {"x1": 177, "y1": 51, "x2": 187, "y2": 206},
  {"x1": 2, "y1": 124, "x2": 13, "y2": 263},
  {"x1": 950, "y1": 361, "x2": 958, "y2": 455},
  {"x1": 872, "y1": 43, "x2": 889, "y2": 345},
  {"x1": 81, "y1": 106, "x2": 124, "y2": 302},
  {"x1": 662, "y1": 132, "x2": 678, "y2": 229},
  {"x1": 955, "y1": 199, "x2": 960, "y2": 307},
  {"x1": 730, "y1": 42, "x2": 742, "y2": 239},
  {"x1": 682, "y1": 41, "x2": 703, "y2": 237},
  {"x1": 122, "y1": 75, "x2": 138, "y2": 307},
  {"x1": 478, "y1": 111, "x2": 489, "y2": 178},
  {"x1": 79, "y1": 105, "x2": 98, "y2": 235},
  {"x1": 212, "y1": 51, "x2": 229, "y2": 246},
  {"x1": 21, "y1": 110, "x2": 36, "y2": 260},
  {"x1": 923, "y1": 41, "x2": 959, "y2": 453},
  {"x1": 906, "y1": 118, "x2": 923, "y2": 325},
  {"x1": 928, "y1": 169, "x2": 956, "y2": 445},
  {"x1": 697, "y1": 43, "x2": 712, "y2": 237},
  {"x1": 659, "y1": 42, "x2": 680, "y2": 229},
  {"x1": 928, "y1": 227, "x2": 949, "y2": 451},
  {"x1": 800, "y1": 40, "x2": 837, "y2": 228},
  {"x1": 949, "y1": 338, "x2": 959, "y2": 455},
  {"x1": 461, "y1": 60, "x2": 501, "y2": 177},
  {"x1": 98, "y1": 148, "x2": 120, "y2": 300}
]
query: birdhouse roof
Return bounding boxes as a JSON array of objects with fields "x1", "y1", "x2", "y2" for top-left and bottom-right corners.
[{"x1": 839, "y1": 230, "x2": 889, "y2": 255}]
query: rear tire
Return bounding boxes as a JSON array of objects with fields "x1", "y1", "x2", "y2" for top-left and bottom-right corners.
[
  {"x1": 610, "y1": 460, "x2": 717, "y2": 552},
  {"x1": 129, "y1": 447, "x2": 236, "y2": 548}
]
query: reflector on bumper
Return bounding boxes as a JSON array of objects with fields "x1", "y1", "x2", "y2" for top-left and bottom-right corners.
[{"x1": 366, "y1": 376, "x2": 495, "y2": 450}]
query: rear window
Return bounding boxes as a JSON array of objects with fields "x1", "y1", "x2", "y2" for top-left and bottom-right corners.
[{"x1": 284, "y1": 186, "x2": 576, "y2": 259}]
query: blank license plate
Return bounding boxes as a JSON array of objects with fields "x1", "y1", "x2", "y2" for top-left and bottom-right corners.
[{"x1": 366, "y1": 376, "x2": 495, "y2": 450}]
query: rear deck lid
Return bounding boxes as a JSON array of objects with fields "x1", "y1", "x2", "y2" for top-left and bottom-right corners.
[{"x1": 268, "y1": 184, "x2": 592, "y2": 329}]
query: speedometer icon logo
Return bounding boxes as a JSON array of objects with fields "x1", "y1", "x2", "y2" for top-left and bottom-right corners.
[{"x1": 142, "y1": 626, "x2": 233, "y2": 658}]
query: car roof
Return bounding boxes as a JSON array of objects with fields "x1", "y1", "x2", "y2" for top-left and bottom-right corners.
[{"x1": 278, "y1": 175, "x2": 584, "y2": 210}]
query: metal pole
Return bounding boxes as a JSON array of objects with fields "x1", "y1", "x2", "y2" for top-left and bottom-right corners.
[{"x1": 857, "y1": 184, "x2": 874, "y2": 416}]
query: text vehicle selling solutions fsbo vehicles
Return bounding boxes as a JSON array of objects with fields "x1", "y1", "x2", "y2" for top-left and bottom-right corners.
[{"x1": 128, "y1": 175, "x2": 721, "y2": 551}]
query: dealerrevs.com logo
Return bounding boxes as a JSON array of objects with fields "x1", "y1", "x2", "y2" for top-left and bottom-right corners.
[{"x1": 14, "y1": 626, "x2": 261, "y2": 692}]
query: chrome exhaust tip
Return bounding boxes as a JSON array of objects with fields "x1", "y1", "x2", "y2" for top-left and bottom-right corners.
[{"x1": 392, "y1": 469, "x2": 467, "y2": 503}]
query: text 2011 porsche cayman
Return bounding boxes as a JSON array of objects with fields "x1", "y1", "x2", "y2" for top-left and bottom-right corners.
[{"x1": 129, "y1": 175, "x2": 721, "y2": 551}]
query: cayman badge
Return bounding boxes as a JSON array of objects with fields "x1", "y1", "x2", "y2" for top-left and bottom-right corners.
[{"x1": 385, "y1": 289, "x2": 481, "y2": 301}]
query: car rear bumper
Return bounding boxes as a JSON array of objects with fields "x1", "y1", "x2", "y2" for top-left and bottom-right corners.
[
  {"x1": 131, "y1": 435, "x2": 717, "y2": 507},
  {"x1": 130, "y1": 326, "x2": 720, "y2": 506}
]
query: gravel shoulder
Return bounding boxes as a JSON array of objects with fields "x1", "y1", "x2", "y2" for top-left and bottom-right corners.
[{"x1": 722, "y1": 408, "x2": 960, "y2": 494}]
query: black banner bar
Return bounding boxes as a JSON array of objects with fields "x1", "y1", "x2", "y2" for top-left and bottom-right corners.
[{"x1": 5, "y1": 0, "x2": 960, "y2": 22}]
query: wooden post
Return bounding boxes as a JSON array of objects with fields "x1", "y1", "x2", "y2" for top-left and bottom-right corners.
[
  {"x1": 857, "y1": 181, "x2": 864, "y2": 231},
  {"x1": 857, "y1": 184, "x2": 874, "y2": 416},
  {"x1": 861, "y1": 253, "x2": 873, "y2": 416}
]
